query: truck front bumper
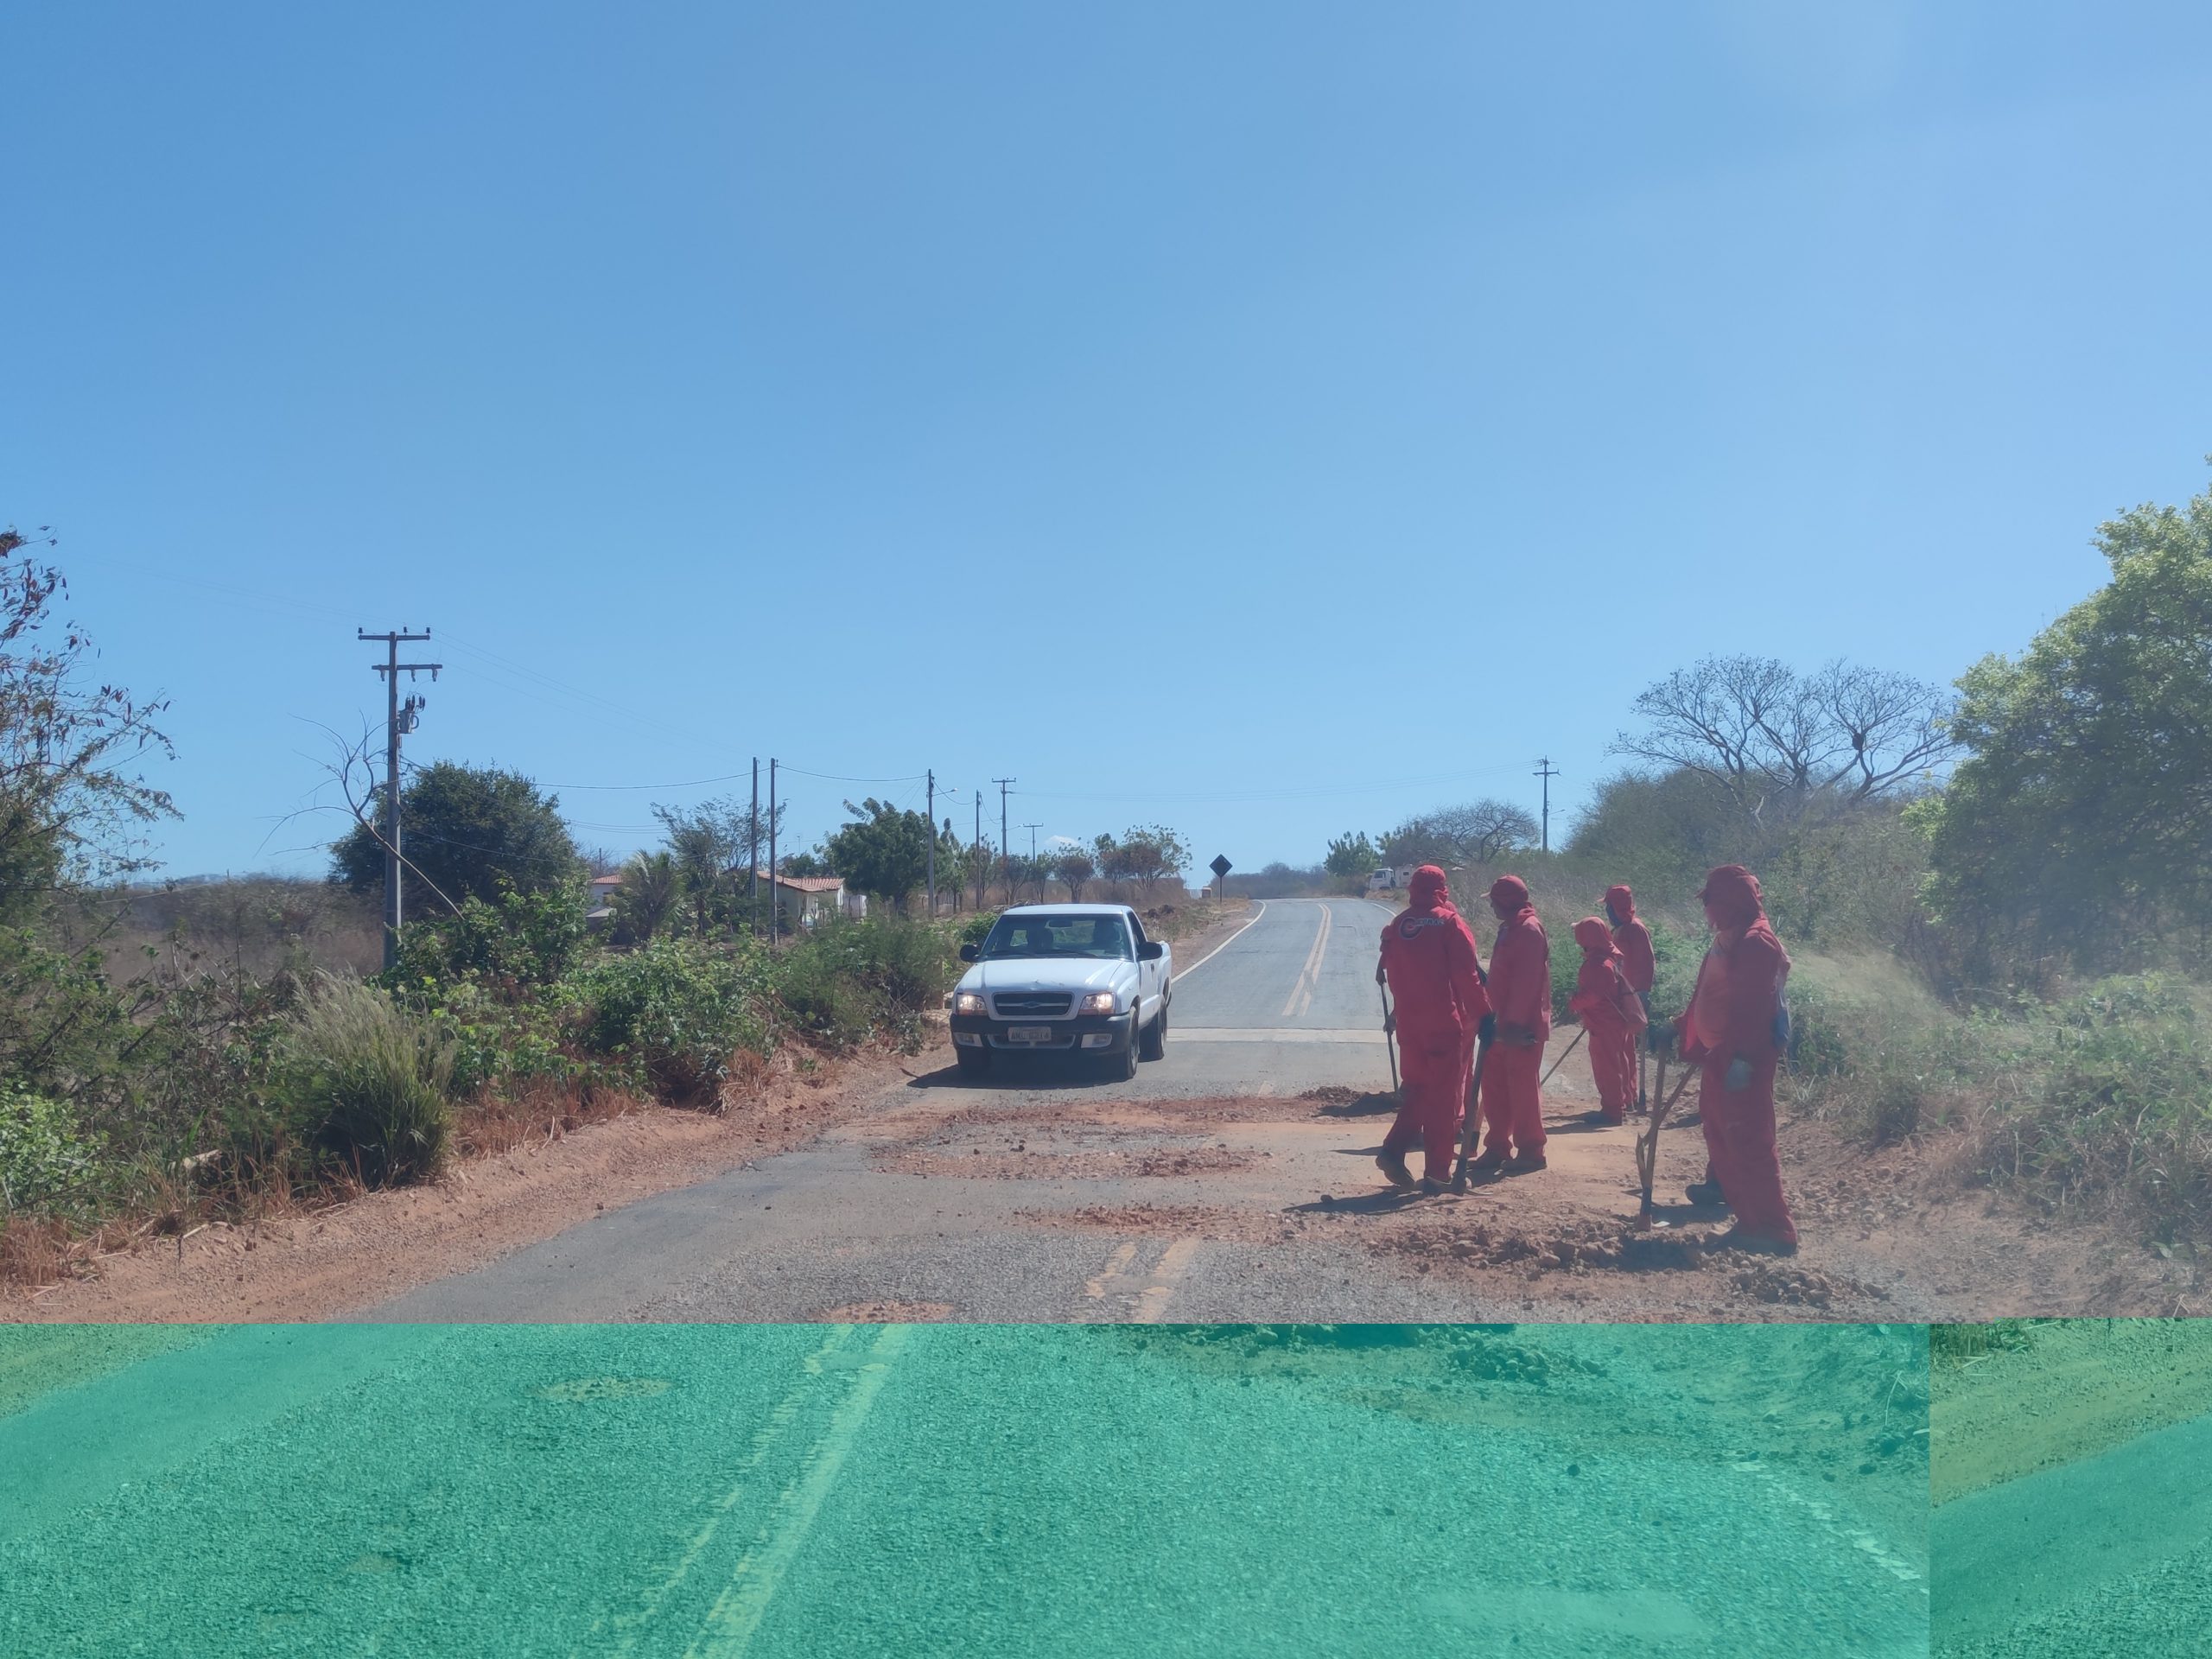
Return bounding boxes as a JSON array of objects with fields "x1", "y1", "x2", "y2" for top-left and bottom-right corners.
[{"x1": 950, "y1": 1010, "x2": 1136, "y2": 1054}]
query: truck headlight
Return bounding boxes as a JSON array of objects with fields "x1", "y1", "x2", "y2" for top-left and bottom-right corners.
[
  {"x1": 954, "y1": 991, "x2": 988, "y2": 1015},
  {"x1": 1078, "y1": 992, "x2": 1116, "y2": 1015}
]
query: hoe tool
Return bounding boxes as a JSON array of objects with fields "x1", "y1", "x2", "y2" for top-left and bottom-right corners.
[
  {"x1": 1633, "y1": 1039, "x2": 1700, "y2": 1229},
  {"x1": 1448, "y1": 1029, "x2": 1495, "y2": 1192},
  {"x1": 1538, "y1": 1025, "x2": 1586, "y2": 1089},
  {"x1": 1376, "y1": 968, "x2": 1400, "y2": 1095}
]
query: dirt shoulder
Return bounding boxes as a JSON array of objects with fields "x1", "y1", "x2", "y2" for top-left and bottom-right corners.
[
  {"x1": 2, "y1": 1050, "x2": 911, "y2": 1325},
  {"x1": 1930, "y1": 1319, "x2": 2212, "y2": 1504}
]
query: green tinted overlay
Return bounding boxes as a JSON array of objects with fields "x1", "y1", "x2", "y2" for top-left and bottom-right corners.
[
  {"x1": 1931, "y1": 1318, "x2": 2212, "y2": 1656},
  {"x1": 3, "y1": 1323, "x2": 1927, "y2": 1656}
]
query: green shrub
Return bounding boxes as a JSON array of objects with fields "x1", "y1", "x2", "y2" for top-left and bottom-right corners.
[
  {"x1": 1994, "y1": 976, "x2": 2212, "y2": 1239},
  {"x1": 958, "y1": 911, "x2": 999, "y2": 950},
  {"x1": 418, "y1": 976, "x2": 577, "y2": 1096},
  {"x1": 1929, "y1": 1321, "x2": 2038, "y2": 1364},
  {"x1": 774, "y1": 919, "x2": 963, "y2": 1054},
  {"x1": 281, "y1": 978, "x2": 454, "y2": 1186},
  {"x1": 386, "y1": 880, "x2": 589, "y2": 995},
  {"x1": 563, "y1": 938, "x2": 766, "y2": 1099},
  {"x1": 0, "y1": 1084, "x2": 104, "y2": 1213}
]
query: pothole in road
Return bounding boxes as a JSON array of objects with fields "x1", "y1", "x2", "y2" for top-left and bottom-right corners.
[
  {"x1": 530, "y1": 1376, "x2": 674, "y2": 1402},
  {"x1": 820, "y1": 1300, "x2": 955, "y2": 1322}
]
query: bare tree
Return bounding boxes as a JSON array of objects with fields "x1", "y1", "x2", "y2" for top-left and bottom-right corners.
[
  {"x1": 1380, "y1": 798, "x2": 1539, "y2": 867},
  {"x1": 1612, "y1": 655, "x2": 1957, "y2": 821}
]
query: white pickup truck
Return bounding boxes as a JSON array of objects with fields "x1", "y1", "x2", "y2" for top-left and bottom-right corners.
[{"x1": 947, "y1": 904, "x2": 1172, "y2": 1079}]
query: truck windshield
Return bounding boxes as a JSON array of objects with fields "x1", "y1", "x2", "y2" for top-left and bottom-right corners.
[{"x1": 980, "y1": 914, "x2": 1131, "y2": 960}]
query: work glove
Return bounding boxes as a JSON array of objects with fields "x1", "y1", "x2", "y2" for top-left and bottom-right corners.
[
  {"x1": 1383, "y1": 1012, "x2": 1395, "y2": 1036},
  {"x1": 1478, "y1": 1013, "x2": 1497, "y2": 1045},
  {"x1": 1646, "y1": 1020, "x2": 1674, "y2": 1056},
  {"x1": 1724, "y1": 1056, "x2": 1752, "y2": 1092}
]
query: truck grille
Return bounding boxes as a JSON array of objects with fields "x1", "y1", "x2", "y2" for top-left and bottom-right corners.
[{"x1": 993, "y1": 993, "x2": 1074, "y2": 1018}]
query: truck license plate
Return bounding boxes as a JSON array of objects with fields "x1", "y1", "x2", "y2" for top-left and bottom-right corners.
[{"x1": 1007, "y1": 1027, "x2": 1053, "y2": 1044}]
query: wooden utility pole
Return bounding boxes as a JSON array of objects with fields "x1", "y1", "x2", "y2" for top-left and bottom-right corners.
[
  {"x1": 994, "y1": 778, "x2": 1014, "y2": 903},
  {"x1": 925, "y1": 769, "x2": 936, "y2": 917},
  {"x1": 1534, "y1": 756, "x2": 1560, "y2": 853},
  {"x1": 768, "y1": 757, "x2": 779, "y2": 950},
  {"x1": 358, "y1": 628, "x2": 439, "y2": 972}
]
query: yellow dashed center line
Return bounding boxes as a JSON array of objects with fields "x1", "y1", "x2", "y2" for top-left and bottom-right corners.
[
  {"x1": 1083, "y1": 1241, "x2": 1141, "y2": 1300},
  {"x1": 1280, "y1": 902, "x2": 1332, "y2": 1019},
  {"x1": 1133, "y1": 1237, "x2": 1203, "y2": 1322},
  {"x1": 589, "y1": 1327, "x2": 863, "y2": 1659}
]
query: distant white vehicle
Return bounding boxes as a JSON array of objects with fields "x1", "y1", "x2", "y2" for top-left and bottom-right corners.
[
  {"x1": 947, "y1": 904, "x2": 1172, "y2": 1081},
  {"x1": 1368, "y1": 868, "x2": 1397, "y2": 892}
]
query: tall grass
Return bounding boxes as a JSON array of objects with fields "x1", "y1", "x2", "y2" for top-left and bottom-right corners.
[{"x1": 283, "y1": 976, "x2": 454, "y2": 1186}]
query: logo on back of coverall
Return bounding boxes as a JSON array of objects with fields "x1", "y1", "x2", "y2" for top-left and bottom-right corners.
[{"x1": 1397, "y1": 916, "x2": 1447, "y2": 939}]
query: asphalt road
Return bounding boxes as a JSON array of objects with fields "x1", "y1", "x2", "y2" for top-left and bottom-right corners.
[
  {"x1": 1932, "y1": 1406, "x2": 2212, "y2": 1656},
  {"x1": 0, "y1": 1322, "x2": 1929, "y2": 1658},
  {"x1": 378, "y1": 899, "x2": 1491, "y2": 1325}
]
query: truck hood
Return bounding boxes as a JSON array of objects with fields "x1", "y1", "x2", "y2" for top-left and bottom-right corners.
[{"x1": 960, "y1": 959, "x2": 1132, "y2": 995}]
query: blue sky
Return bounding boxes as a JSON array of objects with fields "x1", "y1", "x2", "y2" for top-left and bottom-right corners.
[{"x1": 6, "y1": 3, "x2": 2209, "y2": 880}]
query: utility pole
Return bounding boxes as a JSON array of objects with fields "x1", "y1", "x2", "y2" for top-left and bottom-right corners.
[
  {"x1": 1023, "y1": 822, "x2": 1042, "y2": 860},
  {"x1": 973, "y1": 794, "x2": 984, "y2": 912},
  {"x1": 359, "y1": 628, "x2": 440, "y2": 972},
  {"x1": 1534, "y1": 756, "x2": 1560, "y2": 854},
  {"x1": 767, "y1": 757, "x2": 779, "y2": 950},
  {"x1": 749, "y1": 758, "x2": 760, "y2": 938},
  {"x1": 925, "y1": 769, "x2": 936, "y2": 918},
  {"x1": 994, "y1": 778, "x2": 1014, "y2": 903}
]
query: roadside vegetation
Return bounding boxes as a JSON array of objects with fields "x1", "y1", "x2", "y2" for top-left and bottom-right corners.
[
  {"x1": 1320, "y1": 474, "x2": 2212, "y2": 1254},
  {"x1": 0, "y1": 524, "x2": 1224, "y2": 1287}
]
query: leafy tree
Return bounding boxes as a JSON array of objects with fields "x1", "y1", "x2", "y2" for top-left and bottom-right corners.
[
  {"x1": 0, "y1": 529, "x2": 175, "y2": 918},
  {"x1": 825, "y1": 798, "x2": 931, "y2": 913},
  {"x1": 1921, "y1": 476, "x2": 2212, "y2": 973},
  {"x1": 1095, "y1": 824, "x2": 1188, "y2": 897},
  {"x1": 611, "y1": 850, "x2": 680, "y2": 945},
  {"x1": 1323, "y1": 832, "x2": 1377, "y2": 880},
  {"x1": 333, "y1": 761, "x2": 579, "y2": 910},
  {"x1": 1053, "y1": 849, "x2": 1094, "y2": 901},
  {"x1": 935, "y1": 822, "x2": 969, "y2": 911},
  {"x1": 780, "y1": 848, "x2": 830, "y2": 879}
]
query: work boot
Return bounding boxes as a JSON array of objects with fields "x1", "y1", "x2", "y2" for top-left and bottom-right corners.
[
  {"x1": 1469, "y1": 1148, "x2": 1509, "y2": 1175},
  {"x1": 1419, "y1": 1176, "x2": 1451, "y2": 1197},
  {"x1": 1375, "y1": 1151, "x2": 1416, "y2": 1190},
  {"x1": 1503, "y1": 1151, "x2": 1548, "y2": 1175},
  {"x1": 1705, "y1": 1226, "x2": 1797, "y2": 1257},
  {"x1": 1685, "y1": 1179, "x2": 1729, "y2": 1208}
]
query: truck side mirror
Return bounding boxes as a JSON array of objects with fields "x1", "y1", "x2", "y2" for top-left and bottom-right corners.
[
  {"x1": 1138, "y1": 940, "x2": 1165, "y2": 961},
  {"x1": 958, "y1": 943, "x2": 979, "y2": 963}
]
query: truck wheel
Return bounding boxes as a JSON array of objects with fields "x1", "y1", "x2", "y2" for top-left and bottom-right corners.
[
  {"x1": 1109, "y1": 1026, "x2": 1139, "y2": 1082},
  {"x1": 1139, "y1": 1003, "x2": 1166, "y2": 1061},
  {"x1": 955, "y1": 1046, "x2": 992, "y2": 1077}
]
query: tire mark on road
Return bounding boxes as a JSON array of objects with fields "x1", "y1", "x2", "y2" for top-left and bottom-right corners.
[{"x1": 685, "y1": 1324, "x2": 914, "y2": 1656}]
